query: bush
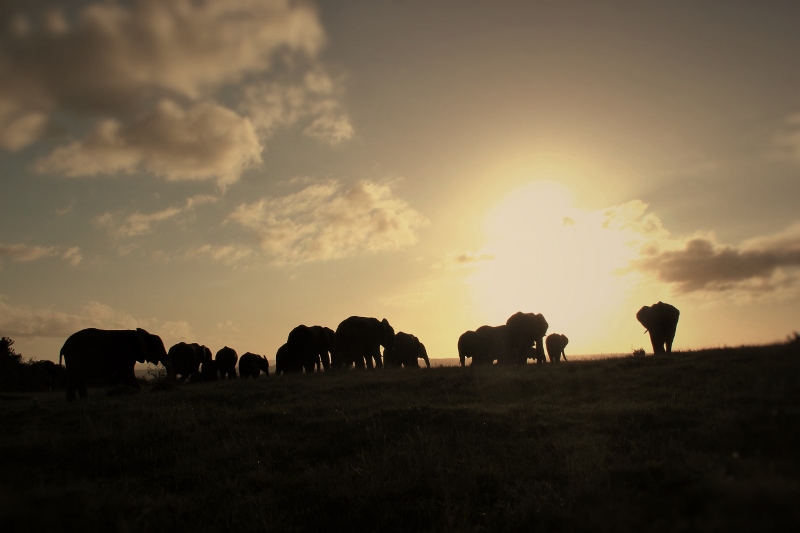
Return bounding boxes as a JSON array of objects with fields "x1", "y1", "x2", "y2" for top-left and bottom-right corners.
[{"x1": 0, "y1": 337, "x2": 65, "y2": 392}]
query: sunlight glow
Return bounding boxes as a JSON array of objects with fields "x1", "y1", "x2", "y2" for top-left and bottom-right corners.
[{"x1": 467, "y1": 181, "x2": 641, "y2": 345}]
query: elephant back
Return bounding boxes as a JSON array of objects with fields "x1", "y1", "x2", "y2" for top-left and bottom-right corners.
[
  {"x1": 239, "y1": 352, "x2": 269, "y2": 378},
  {"x1": 215, "y1": 346, "x2": 239, "y2": 378}
]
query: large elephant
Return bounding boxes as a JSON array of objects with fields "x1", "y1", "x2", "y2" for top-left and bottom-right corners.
[
  {"x1": 276, "y1": 325, "x2": 336, "y2": 375},
  {"x1": 332, "y1": 317, "x2": 395, "y2": 369},
  {"x1": 545, "y1": 333, "x2": 569, "y2": 363},
  {"x1": 215, "y1": 346, "x2": 238, "y2": 379},
  {"x1": 309, "y1": 326, "x2": 335, "y2": 371},
  {"x1": 384, "y1": 332, "x2": 430, "y2": 368},
  {"x1": 167, "y1": 342, "x2": 212, "y2": 382},
  {"x1": 458, "y1": 325, "x2": 510, "y2": 367},
  {"x1": 506, "y1": 311, "x2": 549, "y2": 364},
  {"x1": 636, "y1": 301, "x2": 680, "y2": 354},
  {"x1": 59, "y1": 328, "x2": 171, "y2": 400},
  {"x1": 239, "y1": 352, "x2": 269, "y2": 378}
]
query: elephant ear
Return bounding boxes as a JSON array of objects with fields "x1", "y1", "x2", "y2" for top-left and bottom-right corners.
[
  {"x1": 324, "y1": 327, "x2": 335, "y2": 348},
  {"x1": 537, "y1": 314, "x2": 549, "y2": 336},
  {"x1": 135, "y1": 328, "x2": 150, "y2": 364},
  {"x1": 381, "y1": 319, "x2": 395, "y2": 347},
  {"x1": 636, "y1": 306, "x2": 650, "y2": 331}
]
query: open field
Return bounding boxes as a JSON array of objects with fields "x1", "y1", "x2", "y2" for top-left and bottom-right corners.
[{"x1": 2, "y1": 344, "x2": 799, "y2": 532}]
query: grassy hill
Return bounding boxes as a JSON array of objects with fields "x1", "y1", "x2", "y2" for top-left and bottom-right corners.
[{"x1": 1, "y1": 344, "x2": 798, "y2": 532}]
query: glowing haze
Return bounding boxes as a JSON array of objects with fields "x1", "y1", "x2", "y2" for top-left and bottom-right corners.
[{"x1": 2, "y1": 1, "x2": 800, "y2": 363}]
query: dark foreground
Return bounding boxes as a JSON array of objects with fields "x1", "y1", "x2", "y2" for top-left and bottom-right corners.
[{"x1": 1, "y1": 345, "x2": 798, "y2": 532}]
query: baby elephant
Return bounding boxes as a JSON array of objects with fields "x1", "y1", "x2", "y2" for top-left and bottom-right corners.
[
  {"x1": 545, "y1": 334, "x2": 569, "y2": 363},
  {"x1": 239, "y1": 352, "x2": 270, "y2": 378}
]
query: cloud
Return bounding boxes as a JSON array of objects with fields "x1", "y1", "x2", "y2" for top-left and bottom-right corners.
[
  {"x1": 227, "y1": 179, "x2": 428, "y2": 264},
  {"x1": 772, "y1": 112, "x2": 800, "y2": 161},
  {"x1": 634, "y1": 223, "x2": 800, "y2": 294},
  {"x1": 95, "y1": 194, "x2": 218, "y2": 238},
  {"x1": 0, "y1": 298, "x2": 138, "y2": 338},
  {"x1": 36, "y1": 100, "x2": 262, "y2": 187},
  {"x1": 0, "y1": 242, "x2": 81, "y2": 265},
  {"x1": 0, "y1": 296, "x2": 194, "y2": 342},
  {"x1": 185, "y1": 244, "x2": 255, "y2": 266},
  {"x1": 240, "y1": 69, "x2": 354, "y2": 145},
  {"x1": 1, "y1": 1, "x2": 351, "y2": 184}
]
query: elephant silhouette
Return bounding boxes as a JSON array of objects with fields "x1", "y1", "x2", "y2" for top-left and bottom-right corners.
[
  {"x1": 458, "y1": 325, "x2": 508, "y2": 367},
  {"x1": 276, "y1": 325, "x2": 335, "y2": 375},
  {"x1": 458, "y1": 312, "x2": 549, "y2": 367},
  {"x1": 274, "y1": 343, "x2": 292, "y2": 375},
  {"x1": 168, "y1": 342, "x2": 212, "y2": 382},
  {"x1": 239, "y1": 352, "x2": 269, "y2": 378},
  {"x1": 215, "y1": 346, "x2": 238, "y2": 379},
  {"x1": 636, "y1": 301, "x2": 680, "y2": 354},
  {"x1": 384, "y1": 332, "x2": 430, "y2": 368},
  {"x1": 199, "y1": 359, "x2": 219, "y2": 382},
  {"x1": 59, "y1": 328, "x2": 171, "y2": 400},
  {"x1": 545, "y1": 333, "x2": 569, "y2": 363},
  {"x1": 506, "y1": 312, "x2": 549, "y2": 364},
  {"x1": 333, "y1": 316, "x2": 394, "y2": 369}
]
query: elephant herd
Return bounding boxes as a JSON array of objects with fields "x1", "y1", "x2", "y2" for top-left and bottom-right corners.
[{"x1": 58, "y1": 303, "x2": 680, "y2": 400}]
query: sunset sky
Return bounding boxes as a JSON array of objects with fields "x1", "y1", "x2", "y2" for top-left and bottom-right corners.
[{"x1": 2, "y1": 0, "x2": 800, "y2": 364}]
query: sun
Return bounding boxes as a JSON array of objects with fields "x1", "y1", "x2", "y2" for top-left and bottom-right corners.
[{"x1": 465, "y1": 181, "x2": 638, "y2": 348}]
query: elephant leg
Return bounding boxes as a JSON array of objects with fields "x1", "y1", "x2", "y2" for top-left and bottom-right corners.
[
  {"x1": 652, "y1": 333, "x2": 665, "y2": 354},
  {"x1": 364, "y1": 349, "x2": 374, "y2": 369}
]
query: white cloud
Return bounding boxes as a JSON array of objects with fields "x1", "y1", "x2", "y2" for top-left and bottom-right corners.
[
  {"x1": 0, "y1": 296, "x2": 194, "y2": 343},
  {"x1": 95, "y1": 194, "x2": 218, "y2": 238},
  {"x1": 185, "y1": 244, "x2": 255, "y2": 266},
  {"x1": 0, "y1": 242, "x2": 81, "y2": 265},
  {"x1": 36, "y1": 100, "x2": 262, "y2": 187},
  {"x1": 239, "y1": 69, "x2": 354, "y2": 145},
  {"x1": 228, "y1": 179, "x2": 428, "y2": 264},
  {"x1": 1, "y1": 1, "x2": 351, "y2": 183},
  {"x1": 0, "y1": 298, "x2": 138, "y2": 338}
]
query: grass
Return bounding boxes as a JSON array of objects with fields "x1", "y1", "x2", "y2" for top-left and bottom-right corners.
[{"x1": 1, "y1": 344, "x2": 798, "y2": 532}]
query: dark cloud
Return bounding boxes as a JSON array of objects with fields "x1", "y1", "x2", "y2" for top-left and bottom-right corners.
[{"x1": 635, "y1": 229, "x2": 800, "y2": 293}]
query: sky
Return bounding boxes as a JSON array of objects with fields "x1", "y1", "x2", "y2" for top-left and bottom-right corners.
[{"x1": 2, "y1": 0, "x2": 800, "y2": 364}]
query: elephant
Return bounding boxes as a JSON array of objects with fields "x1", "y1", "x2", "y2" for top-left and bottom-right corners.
[
  {"x1": 545, "y1": 333, "x2": 569, "y2": 363},
  {"x1": 309, "y1": 326, "x2": 335, "y2": 372},
  {"x1": 167, "y1": 342, "x2": 212, "y2": 382},
  {"x1": 239, "y1": 352, "x2": 270, "y2": 378},
  {"x1": 276, "y1": 325, "x2": 336, "y2": 375},
  {"x1": 458, "y1": 325, "x2": 510, "y2": 367},
  {"x1": 332, "y1": 316, "x2": 395, "y2": 369},
  {"x1": 274, "y1": 343, "x2": 292, "y2": 375},
  {"x1": 506, "y1": 311, "x2": 549, "y2": 364},
  {"x1": 215, "y1": 346, "x2": 238, "y2": 379},
  {"x1": 59, "y1": 328, "x2": 171, "y2": 400},
  {"x1": 636, "y1": 301, "x2": 680, "y2": 354},
  {"x1": 384, "y1": 332, "x2": 430, "y2": 368},
  {"x1": 198, "y1": 359, "x2": 219, "y2": 382}
]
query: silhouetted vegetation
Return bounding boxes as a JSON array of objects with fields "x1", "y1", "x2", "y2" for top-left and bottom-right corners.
[
  {"x1": 1, "y1": 342, "x2": 798, "y2": 531},
  {"x1": 0, "y1": 337, "x2": 64, "y2": 392}
]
